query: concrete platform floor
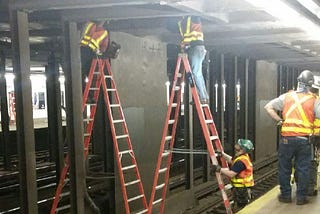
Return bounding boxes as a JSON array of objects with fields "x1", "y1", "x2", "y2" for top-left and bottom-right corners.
[{"x1": 237, "y1": 165, "x2": 320, "y2": 214}]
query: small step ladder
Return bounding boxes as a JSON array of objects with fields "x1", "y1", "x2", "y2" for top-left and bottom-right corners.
[
  {"x1": 51, "y1": 58, "x2": 148, "y2": 214},
  {"x1": 148, "y1": 53, "x2": 232, "y2": 214}
]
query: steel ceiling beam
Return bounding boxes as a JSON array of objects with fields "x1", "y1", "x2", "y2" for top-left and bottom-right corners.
[{"x1": 10, "y1": 0, "x2": 168, "y2": 11}]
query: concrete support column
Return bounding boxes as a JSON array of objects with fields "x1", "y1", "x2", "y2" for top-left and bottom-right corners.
[
  {"x1": 63, "y1": 21, "x2": 85, "y2": 214},
  {"x1": 46, "y1": 53, "x2": 64, "y2": 183},
  {"x1": 0, "y1": 51, "x2": 11, "y2": 169},
  {"x1": 9, "y1": 9, "x2": 38, "y2": 214}
]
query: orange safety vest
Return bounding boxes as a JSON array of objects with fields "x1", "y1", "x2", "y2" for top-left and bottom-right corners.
[
  {"x1": 281, "y1": 91, "x2": 316, "y2": 136},
  {"x1": 178, "y1": 16, "x2": 204, "y2": 46},
  {"x1": 231, "y1": 154, "x2": 254, "y2": 187},
  {"x1": 80, "y1": 22, "x2": 109, "y2": 54},
  {"x1": 314, "y1": 118, "x2": 320, "y2": 135}
]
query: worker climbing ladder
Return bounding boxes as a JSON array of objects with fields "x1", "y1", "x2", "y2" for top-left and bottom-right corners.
[
  {"x1": 148, "y1": 53, "x2": 232, "y2": 214},
  {"x1": 51, "y1": 58, "x2": 148, "y2": 214}
]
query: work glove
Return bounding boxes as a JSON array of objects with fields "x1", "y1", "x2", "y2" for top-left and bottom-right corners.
[
  {"x1": 96, "y1": 49, "x2": 102, "y2": 55},
  {"x1": 211, "y1": 164, "x2": 221, "y2": 174},
  {"x1": 215, "y1": 150, "x2": 222, "y2": 157},
  {"x1": 276, "y1": 120, "x2": 283, "y2": 127}
]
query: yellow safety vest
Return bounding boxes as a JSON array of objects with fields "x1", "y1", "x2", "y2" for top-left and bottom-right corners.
[
  {"x1": 231, "y1": 154, "x2": 254, "y2": 187},
  {"x1": 178, "y1": 16, "x2": 204, "y2": 46}
]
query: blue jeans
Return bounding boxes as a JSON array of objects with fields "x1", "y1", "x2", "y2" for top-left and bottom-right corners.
[
  {"x1": 278, "y1": 136, "x2": 311, "y2": 200},
  {"x1": 188, "y1": 45, "x2": 208, "y2": 101}
]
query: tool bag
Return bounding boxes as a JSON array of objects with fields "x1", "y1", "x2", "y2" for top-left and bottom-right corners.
[{"x1": 105, "y1": 41, "x2": 121, "y2": 59}]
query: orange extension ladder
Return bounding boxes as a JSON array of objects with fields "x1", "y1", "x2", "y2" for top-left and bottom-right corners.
[
  {"x1": 148, "y1": 53, "x2": 232, "y2": 214},
  {"x1": 51, "y1": 58, "x2": 148, "y2": 214}
]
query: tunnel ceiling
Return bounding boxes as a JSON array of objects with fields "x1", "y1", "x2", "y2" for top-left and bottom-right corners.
[{"x1": 2, "y1": 0, "x2": 320, "y2": 70}]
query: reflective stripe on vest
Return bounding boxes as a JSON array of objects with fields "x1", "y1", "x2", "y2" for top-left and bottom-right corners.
[
  {"x1": 314, "y1": 118, "x2": 320, "y2": 135},
  {"x1": 178, "y1": 16, "x2": 204, "y2": 45},
  {"x1": 230, "y1": 154, "x2": 254, "y2": 187},
  {"x1": 281, "y1": 91, "x2": 316, "y2": 136},
  {"x1": 90, "y1": 30, "x2": 108, "y2": 51}
]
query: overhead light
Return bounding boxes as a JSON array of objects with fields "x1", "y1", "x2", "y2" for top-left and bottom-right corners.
[{"x1": 245, "y1": 0, "x2": 320, "y2": 40}]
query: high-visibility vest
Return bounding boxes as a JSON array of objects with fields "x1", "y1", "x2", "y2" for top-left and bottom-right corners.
[
  {"x1": 281, "y1": 91, "x2": 316, "y2": 136},
  {"x1": 313, "y1": 118, "x2": 320, "y2": 135},
  {"x1": 80, "y1": 22, "x2": 109, "y2": 54},
  {"x1": 178, "y1": 16, "x2": 204, "y2": 46},
  {"x1": 231, "y1": 154, "x2": 254, "y2": 187}
]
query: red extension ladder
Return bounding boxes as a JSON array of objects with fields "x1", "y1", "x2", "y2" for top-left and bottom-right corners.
[
  {"x1": 148, "y1": 53, "x2": 232, "y2": 214},
  {"x1": 50, "y1": 58, "x2": 148, "y2": 214}
]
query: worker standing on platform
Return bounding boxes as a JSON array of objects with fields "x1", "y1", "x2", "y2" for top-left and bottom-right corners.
[
  {"x1": 264, "y1": 70, "x2": 320, "y2": 205},
  {"x1": 212, "y1": 139, "x2": 254, "y2": 208},
  {"x1": 178, "y1": 16, "x2": 209, "y2": 104}
]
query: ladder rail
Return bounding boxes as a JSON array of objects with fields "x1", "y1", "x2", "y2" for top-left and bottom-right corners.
[
  {"x1": 182, "y1": 56, "x2": 232, "y2": 214},
  {"x1": 148, "y1": 57, "x2": 184, "y2": 213},
  {"x1": 51, "y1": 58, "x2": 102, "y2": 214},
  {"x1": 100, "y1": 59, "x2": 148, "y2": 213}
]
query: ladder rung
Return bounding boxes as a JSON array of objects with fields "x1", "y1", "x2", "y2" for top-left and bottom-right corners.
[
  {"x1": 210, "y1": 136, "x2": 219, "y2": 141},
  {"x1": 168, "y1": 120, "x2": 175, "y2": 124},
  {"x1": 171, "y1": 103, "x2": 177, "y2": 107},
  {"x1": 89, "y1": 87, "x2": 99, "y2": 90},
  {"x1": 174, "y1": 86, "x2": 180, "y2": 90},
  {"x1": 135, "y1": 209, "x2": 148, "y2": 214},
  {"x1": 105, "y1": 75, "x2": 112, "y2": 79},
  {"x1": 201, "y1": 103, "x2": 209, "y2": 106},
  {"x1": 56, "y1": 204, "x2": 70, "y2": 212},
  {"x1": 156, "y1": 183, "x2": 165, "y2": 190},
  {"x1": 107, "y1": 89, "x2": 116, "y2": 92},
  {"x1": 177, "y1": 73, "x2": 182, "y2": 77},
  {"x1": 84, "y1": 133, "x2": 90, "y2": 137},
  {"x1": 159, "y1": 167, "x2": 167, "y2": 173},
  {"x1": 83, "y1": 118, "x2": 94, "y2": 122},
  {"x1": 125, "y1": 179, "x2": 140, "y2": 187},
  {"x1": 119, "y1": 150, "x2": 132, "y2": 155},
  {"x1": 127, "y1": 194, "x2": 143, "y2": 202},
  {"x1": 110, "y1": 104, "x2": 121, "y2": 107},
  {"x1": 153, "y1": 198, "x2": 163, "y2": 205},
  {"x1": 113, "y1": 119, "x2": 124, "y2": 123},
  {"x1": 122, "y1": 164, "x2": 136, "y2": 171},
  {"x1": 86, "y1": 103, "x2": 97, "y2": 106},
  {"x1": 165, "y1": 136, "x2": 172, "y2": 141},
  {"x1": 116, "y1": 134, "x2": 129, "y2": 139},
  {"x1": 93, "y1": 72, "x2": 100, "y2": 74},
  {"x1": 205, "y1": 119, "x2": 213, "y2": 124},
  {"x1": 162, "y1": 151, "x2": 170, "y2": 157}
]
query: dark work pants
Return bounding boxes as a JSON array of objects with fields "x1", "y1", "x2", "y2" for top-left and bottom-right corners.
[{"x1": 278, "y1": 136, "x2": 311, "y2": 200}]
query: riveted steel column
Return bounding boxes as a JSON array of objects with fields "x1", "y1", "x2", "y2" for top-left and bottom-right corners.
[
  {"x1": 46, "y1": 53, "x2": 64, "y2": 183},
  {"x1": 0, "y1": 51, "x2": 11, "y2": 169},
  {"x1": 9, "y1": 10, "x2": 37, "y2": 214},
  {"x1": 63, "y1": 21, "x2": 85, "y2": 214}
]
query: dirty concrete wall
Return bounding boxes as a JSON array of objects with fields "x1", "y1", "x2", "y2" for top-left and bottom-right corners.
[
  {"x1": 255, "y1": 60, "x2": 278, "y2": 159},
  {"x1": 110, "y1": 32, "x2": 168, "y2": 212}
]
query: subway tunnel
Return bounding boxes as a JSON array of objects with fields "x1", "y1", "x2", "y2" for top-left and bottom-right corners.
[{"x1": 0, "y1": 0, "x2": 320, "y2": 213}]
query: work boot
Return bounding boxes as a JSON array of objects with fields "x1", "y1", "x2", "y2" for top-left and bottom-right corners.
[
  {"x1": 277, "y1": 194, "x2": 292, "y2": 203},
  {"x1": 296, "y1": 198, "x2": 309, "y2": 205}
]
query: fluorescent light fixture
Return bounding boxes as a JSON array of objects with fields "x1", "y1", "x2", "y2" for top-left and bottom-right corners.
[{"x1": 245, "y1": 0, "x2": 320, "y2": 40}]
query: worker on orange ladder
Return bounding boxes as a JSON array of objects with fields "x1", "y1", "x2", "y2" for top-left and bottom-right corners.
[
  {"x1": 80, "y1": 21, "x2": 120, "y2": 100},
  {"x1": 178, "y1": 16, "x2": 209, "y2": 104},
  {"x1": 211, "y1": 139, "x2": 254, "y2": 209},
  {"x1": 80, "y1": 21, "x2": 110, "y2": 93}
]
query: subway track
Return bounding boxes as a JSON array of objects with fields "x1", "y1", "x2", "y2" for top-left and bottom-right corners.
[{"x1": 0, "y1": 150, "x2": 279, "y2": 213}]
